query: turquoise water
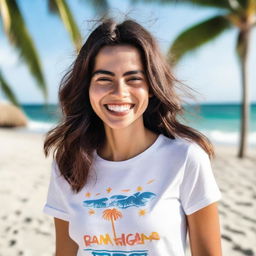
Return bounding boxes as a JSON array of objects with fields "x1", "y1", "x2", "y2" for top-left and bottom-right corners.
[
  {"x1": 183, "y1": 103, "x2": 256, "y2": 132},
  {"x1": 21, "y1": 103, "x2": 256, "y2": 145}
]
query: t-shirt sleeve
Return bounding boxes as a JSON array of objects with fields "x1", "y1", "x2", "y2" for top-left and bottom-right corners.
[
  {"x1": 43, "y1": 160, "x2": 70, "y2": 221},
  {"x1": 180, "y1": 143, "x2": 222, "y2": 215}
]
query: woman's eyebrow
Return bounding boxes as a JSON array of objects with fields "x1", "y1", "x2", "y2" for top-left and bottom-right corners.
[
  {"x1": 124, "y1": 70, "x2": 145, "y2": 76},
  {"x1": 92, "y1": 70, "x2": 145, "y2": 77},
  {"x1": 92, "y1": 70, "x2": 114, "y2": 77}
]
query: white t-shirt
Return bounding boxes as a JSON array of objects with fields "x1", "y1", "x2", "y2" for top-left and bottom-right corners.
[{"x1": 43, "y1": 133, "x2": 222, "y2": 256}]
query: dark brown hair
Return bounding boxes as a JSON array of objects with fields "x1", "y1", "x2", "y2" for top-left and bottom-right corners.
[{"x1": 44, "y1": 18, "x2": 215, "y2": 193}]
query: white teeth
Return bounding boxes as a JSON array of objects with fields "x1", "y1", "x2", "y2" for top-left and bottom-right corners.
[{"x1": 106, "y1": 104, "x2": 133, "y2": 112}]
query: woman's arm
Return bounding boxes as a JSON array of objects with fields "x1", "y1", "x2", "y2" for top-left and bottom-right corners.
[
  {"x1": 186, "y1": 202, "x2": 222, "y2": 256},
  {"x1": 54, "y1": 217, "x2": 78, "y2": 256}
]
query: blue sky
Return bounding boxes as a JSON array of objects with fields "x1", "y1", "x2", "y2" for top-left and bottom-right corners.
[{"x1": 0, "y1": 0, "x2": 255, "y2": 104}]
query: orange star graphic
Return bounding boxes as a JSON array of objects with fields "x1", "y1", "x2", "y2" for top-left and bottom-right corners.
[
  {"x1": 139, "y1": 209, "x2": 146, "y2": 216},
  {"x1": 137, "y1": 186, "x2": 143, "y2": 191},
  {"x1": 147, "y1": 179, "x2": 155, "y2": 184},
  {"x1": 88, "y1": 209, "x2": 95, "y2": 215},
  {"x1": 85, "y1": 192, "x2": 91, "y2": 197},
  {"x1": 106, "y1": 187, "x2": 112, "y2": 193}
]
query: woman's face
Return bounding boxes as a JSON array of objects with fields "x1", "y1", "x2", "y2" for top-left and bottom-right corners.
[{"x1": 89, "y1": 45, "x2": 152, "y2": 130}]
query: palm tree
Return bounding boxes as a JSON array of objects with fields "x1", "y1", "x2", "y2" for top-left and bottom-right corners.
[
  {"x1": 102, "y1": 208, "x2": 122, "y2": 240},
  {"x1": 47, "y1": 0, "x2": 82, "y2": 52},
  {"x1": 132, "y1": 0, "x2": 256, "y2": 158},
  {"x1": 0, "y1": 0, "x2": 82, "y2": 106},
  {"x1": 0, "y1": 0, "x2": 46, "y2": 106}
]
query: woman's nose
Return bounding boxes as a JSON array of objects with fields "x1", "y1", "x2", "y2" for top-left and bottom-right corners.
[{"x1": 112, "y1": 80, "x2": 129, "y2": 96}]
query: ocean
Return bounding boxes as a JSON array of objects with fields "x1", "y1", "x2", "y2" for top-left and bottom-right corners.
[{"x1": 20, "y1": 103, "x2": 256, "y2": 146}]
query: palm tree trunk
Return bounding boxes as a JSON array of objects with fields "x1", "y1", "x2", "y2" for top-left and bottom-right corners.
[
  {"x1": 238, "y1": 28, "x2": 251, "y2": 158},
  {"x1": 111, "y1": 217, "x2": 117, "y2": 240}
]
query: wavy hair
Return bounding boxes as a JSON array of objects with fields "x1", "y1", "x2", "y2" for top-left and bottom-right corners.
[{"x1": 44, "y1": 18, "x2": 215, "y2": 193}]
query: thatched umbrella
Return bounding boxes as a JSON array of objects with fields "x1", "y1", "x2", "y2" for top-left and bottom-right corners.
[{"x1": 0, "y1": 102, "x2": 28, "y2": 127}]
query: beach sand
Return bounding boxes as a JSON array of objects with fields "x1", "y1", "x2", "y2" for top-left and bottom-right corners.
[{"x1": 0, "y1": 128, "x2": 255, "y2": 256}]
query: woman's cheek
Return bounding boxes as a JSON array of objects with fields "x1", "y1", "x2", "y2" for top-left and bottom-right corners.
[{"x1": 91, "y1": 83, "x2": 112, "y2": 95}]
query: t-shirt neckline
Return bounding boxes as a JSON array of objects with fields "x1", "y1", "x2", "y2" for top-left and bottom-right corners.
[{"x1": 93, "y1": 133, "x2": 164, "y2": 166}]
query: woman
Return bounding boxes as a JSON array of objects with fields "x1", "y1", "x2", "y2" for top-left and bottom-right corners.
[{"x1": 43, "y1": 18, "x2": 222, "y2": 256}]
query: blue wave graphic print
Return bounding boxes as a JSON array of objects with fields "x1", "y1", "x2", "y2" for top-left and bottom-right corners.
[
  {"x1": 91, "y1": 252, "x2": 147, "y2": 256},
  {"x1": 83, "y1": 198, "x2": 109, "y2": 208},
  {"x1": 85, "y1": 249, "x2": 148, "y2": 256},
  {"x1": 83, "y1": 192, "x2": 156, "y2": 209}
]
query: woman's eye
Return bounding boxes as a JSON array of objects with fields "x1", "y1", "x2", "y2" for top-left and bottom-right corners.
[
  {"x1": 128, "y1": 77, "x2": 142, "y2": 81},
  {"x1": 97, "y1": 78, "x2": 112, "y2": 82}
]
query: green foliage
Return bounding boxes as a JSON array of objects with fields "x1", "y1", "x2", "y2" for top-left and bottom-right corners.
[
  {"x1": 169, "y1": 16, "x2": 231, "y2": 63},
  {"x1": 0, "y1": 0, "x2": 85, "y2": 105},
  {"x1": 131, "y1": 0, "x2": 232, "y2": 9},
  {"x1": 237, "y1": 0, "x2": 248, "y2": 9},
  {"x1": 0, "y1": 69, "x2": 19, "y2": 106},
  {"x1": 50, "y1": 0, "x2": 82, "y2": 51},
  {"x1": 0, "y1": 0, "x2": 47, "y2": 101}
]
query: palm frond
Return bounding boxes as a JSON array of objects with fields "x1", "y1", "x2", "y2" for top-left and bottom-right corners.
[
  {"x1": 247, "y1": 0, "x2": 256, "y2": 16},
  {"x1": 48, "y1": 0, "x2": 58, "y2": 14},
  {"x1": 168, "y1": 15, "x2": 232, "y2": 64},
  {"x1": 52, "y1": 0, "x2": 82, "y2": 52},
  {"x1": 236, "y1": 29, "x2": 248, "y2": 62},
  {"x1": 130, "y1": 0, "x2": 232, "y2": 10},
  {"x1": 237, "y1": 0, "x2": 248, "y2": 9},
  {"x1": 0, "y1": 69, "x2": 20, "y2": 106},
  {"x1": 0, "y1": 0, "x2": 47, "y2": 100}
]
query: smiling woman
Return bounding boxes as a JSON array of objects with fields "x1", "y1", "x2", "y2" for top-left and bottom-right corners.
[
  {"x1": 43, "y1": 18, "x2": 222, "y2": 256},
  {"x1": 89, "y1": 44, "x2": 153, "y2": 134}
]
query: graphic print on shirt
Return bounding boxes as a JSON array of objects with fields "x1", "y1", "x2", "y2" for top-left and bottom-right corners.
[{"x1": 82, "y1": 179, "x2": 160, "y2": 256}]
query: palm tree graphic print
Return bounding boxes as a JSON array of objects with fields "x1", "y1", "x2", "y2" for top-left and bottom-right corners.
[
  {"x1": 82, "y1": 181, "x2": 160, "y2": 255},
  {"x1": 102, "y1": 208, "x2": 123, "y2": 240}
]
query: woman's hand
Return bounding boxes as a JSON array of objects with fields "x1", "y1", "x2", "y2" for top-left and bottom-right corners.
[
  {"x1": 54, "y1": 217, "x2": 78, "y2": 256},
  {"x1": 187, "y1": 202, "x2": 222, "y2": 256}
]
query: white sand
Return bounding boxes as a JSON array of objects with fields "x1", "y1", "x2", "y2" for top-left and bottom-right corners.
[{"x1": 0, "y1": 128, "x2": 255, "y2": 256}]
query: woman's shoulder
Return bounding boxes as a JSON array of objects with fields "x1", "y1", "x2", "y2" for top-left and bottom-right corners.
[
  {"x1": 160, "y1": 133, "x2": 198, "y2": 149},
  {"x1": 160, "y1": 134, "x2": 208, "y2": 161}
]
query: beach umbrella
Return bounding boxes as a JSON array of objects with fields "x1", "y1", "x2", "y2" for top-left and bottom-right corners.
[{"x1": 0, "y1": 102, "x2": 28, "y2": 127}]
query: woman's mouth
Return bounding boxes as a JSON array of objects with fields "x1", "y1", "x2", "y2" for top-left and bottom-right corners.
[{"x1": 104, "y1": 104, "x2": 135, "y2": 116}]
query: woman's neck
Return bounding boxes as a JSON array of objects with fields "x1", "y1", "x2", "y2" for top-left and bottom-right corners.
[{"x1": 98, "y1": 126, "x2": 158, "y2": 161}]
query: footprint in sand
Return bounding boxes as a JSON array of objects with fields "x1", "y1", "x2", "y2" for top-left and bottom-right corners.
[
  {"x1": 233, "y1": 244, "x2": 255, "y2": 256},
  {"x1": 224, "y1": 225, "x2": 246, "y2": 236},
  {"x1": 221, "y1": 234, "x2": 232, "y2": 242},
  {"x1": 24, "y1": 217, "x2": 32, "y2": 223},
  {"x1": 9, "y1": 239, "x2": 16, "y2": 246},
  {"x1": 15, "y1": 210, "x2": 21, "y2": 216},
  {"x1": 235, "y1": 201, "x2": 253, "y2": 207},
  {"x1": 13, "y1": 229, "x2": 18, "y2": 235}
]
